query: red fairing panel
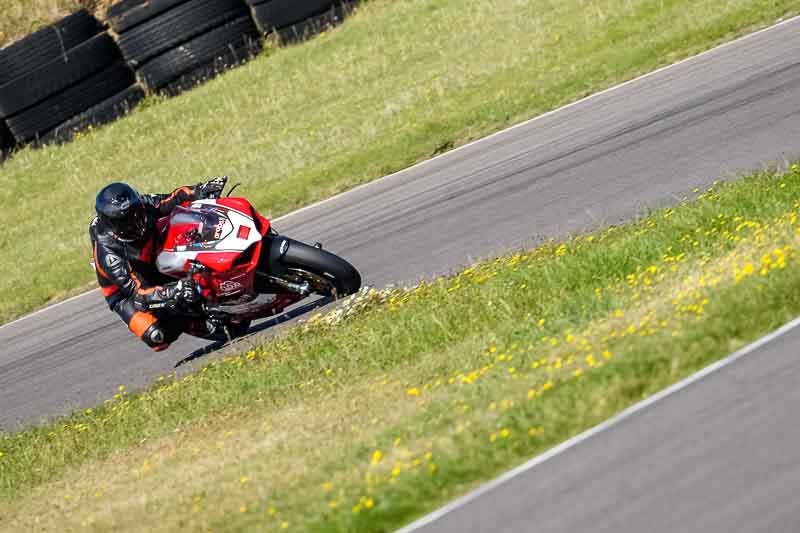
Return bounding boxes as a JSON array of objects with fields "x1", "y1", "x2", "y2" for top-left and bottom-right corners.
[{"x1": 217, "y1": 197, "x2": 271, "y2": 235}]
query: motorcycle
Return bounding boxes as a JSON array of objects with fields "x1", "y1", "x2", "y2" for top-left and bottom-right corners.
[{"x1": 152, "y1": 183, "x2": 361, "y2": 341}]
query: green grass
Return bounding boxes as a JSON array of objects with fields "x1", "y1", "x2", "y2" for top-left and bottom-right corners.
[
  {"x1": 0, "y1": 0, "x2": 796, "y2": 324},
  {"x1": 1, "y1": 164, "x2": 799, "y2": 531}
]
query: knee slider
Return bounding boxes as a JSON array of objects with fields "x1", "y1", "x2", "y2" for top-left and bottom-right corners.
[{"x1": 141, "y1": 323, "x2": 170, "y2": 349}]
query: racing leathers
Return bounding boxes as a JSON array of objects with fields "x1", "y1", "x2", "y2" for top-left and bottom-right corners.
[{"x1": 90, "y1": 182, "x2": 221, "y2": 350}]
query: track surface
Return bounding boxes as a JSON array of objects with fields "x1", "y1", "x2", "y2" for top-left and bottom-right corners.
[
  {"x1": 401, "y1": 319, "x2": 800, "y2": 533},
  {"x1": 2, "y1": 17, "x2": 800, "y2": 433}
]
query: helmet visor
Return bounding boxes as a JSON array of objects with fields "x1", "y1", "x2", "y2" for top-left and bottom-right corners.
[{"x1": 112, "y1": 203, "x2": 147, "y2": 240}]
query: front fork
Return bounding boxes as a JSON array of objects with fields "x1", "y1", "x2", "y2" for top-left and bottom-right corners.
[{"x1": 256, "y1": 233, "x2": 311, "y2": 296}]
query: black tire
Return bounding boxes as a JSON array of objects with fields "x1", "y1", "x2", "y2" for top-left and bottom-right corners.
[
  {"x1": 37, "y1": 84, "x2": 145, "y2": 145},
  {"x1": 108, "y1": 0, "x2": 188, "y2": 34},
  {"x1": 6, "y1": 62, "x2": 135, "y2": 143},
  {"x1": 106, "y1": 0, "x2": 147, "y2": 20},
  {"x1": 0, "y1": 9, "x2": 102, "y2": 83},
  {"x1": 117, "y1": 0, "x2": 249, "y2": 67},
  {"x1": 0, "y1": 33, "x2": 120, "y2": 118},
  {"x1": 0, "y1": 120, "x2": 14, "y2": 160},
  {"x1": 274, "y1": 3, "x2": 349, "y2": 44},
  {"x1": 158, "y1": 42, "x2": 260, "y2": 97},
  {"x1": 137, "y1": 16, "x2": 259, "y2": 92},
  {"x1": 250, "y1": 0, "x2": 336, "y2": 34},
  {"x1": 281, "y1": 239, "x2": 361, "y2": 297}
]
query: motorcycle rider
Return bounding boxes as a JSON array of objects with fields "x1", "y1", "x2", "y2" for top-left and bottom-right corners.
[{"x1": 90, "y1": 177, "x2": 228, "y2": 351}]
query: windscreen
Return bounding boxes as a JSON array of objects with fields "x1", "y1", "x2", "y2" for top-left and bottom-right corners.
[{"x1": 170, "y1": 207, "x2": 231, "y2": 246}]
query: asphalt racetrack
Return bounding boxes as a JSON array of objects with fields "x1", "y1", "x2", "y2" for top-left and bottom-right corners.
[{"x1": 2, "y1": 15, "x2": 799, "y2": 453}]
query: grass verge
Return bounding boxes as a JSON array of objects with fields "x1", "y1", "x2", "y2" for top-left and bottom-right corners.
[
  {"x1": 0, "y1": 0, "x2": 796, "y2": 324},
  {"x1": 1, "y1": 164, "x2": 799, "y2": 531}
]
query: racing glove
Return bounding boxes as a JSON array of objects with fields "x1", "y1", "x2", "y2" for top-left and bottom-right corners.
[
  {"x1": 174, "y1": 278, "x2": 200, "y2": 305},
  {"x1": 197, "y1": 175, "x2": 228, "y2": 199},
  {"x1": 133, "y1": 279, "x2": 199, "y2": 311}
]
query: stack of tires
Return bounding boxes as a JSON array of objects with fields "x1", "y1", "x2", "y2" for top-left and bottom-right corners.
[
  {"x1": 110, "y1": 0, "x2": 261, "y2": 96},
  {"x1": 246, "y1": 0, "x2": 348, "y2": 44},
  {"x1": 0, "y1": 9, "x2": 143, "y2": 146},
  {"x1": 0, "y1": 121, "x2": 13, "y2": 161}
]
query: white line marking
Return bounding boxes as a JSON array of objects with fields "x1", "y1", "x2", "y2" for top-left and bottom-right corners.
[
  {"x1": 2, "y1": 14, "x2": 797, "y2": 332},
  {"x1": 395, "y1": 315, "x2": 800, "y2": 533}
]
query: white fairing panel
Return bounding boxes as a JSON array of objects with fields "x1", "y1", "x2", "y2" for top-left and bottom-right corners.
[{"x1": 156, "y1": 200, "x2": 261, "y2": 278}]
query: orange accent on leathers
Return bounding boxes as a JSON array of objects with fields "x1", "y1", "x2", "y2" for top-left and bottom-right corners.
[
  {"x1": 101, "y1": 285, "x2": 119, "y2": 297},
  {"x1": 159, "y1": 186, "x2": 194, "y2": 207},
  {"x1": 129, "y1": 311, "x2": 158, "y2": 338},
  {"x1": 131, "y1": 272, "x2": 159, "y2": 295}
]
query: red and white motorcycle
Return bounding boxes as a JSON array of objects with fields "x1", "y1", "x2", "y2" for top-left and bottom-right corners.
[{"x1": 153, "y1": 185, "x2": 361, "y2": 341}]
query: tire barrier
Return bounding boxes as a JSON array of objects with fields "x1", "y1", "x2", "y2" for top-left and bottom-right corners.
[
  {"x1": 0, "y1": 34, "x2": 120, "y2": 118},
  {"x1": 0, "y1": 120, "x2": 14, "y2": 160},
  {"x1": 246, "y1": 0, "x2": 337, "y2": 35},
  {"x1": 0, "y1": 1, "x2": 358, "y2": 160},
  {"x1": 6, "y1": 61, "x2": 137, "y2": 143},
  {"x1": 274, "y1": 3, "x2": 351, "y2": 45},
  {"x1": 112, "y1": 0, "x2": 259, "y2": 94},
  {"x1": 38, "y1": 85, "x2": 146, "y2": 145},
  {"x1": 137, "y1": 15, "x2": 260, "y2": 94},
  {"x1": 0, "y1": 9, "x2": 103, "y2": 83},
  {"x1": 0, "y1": 9, "x2": 141, "y2": 146},
  {"x1": 117, "y1": 0, "x2": 249, "y2": 67}
]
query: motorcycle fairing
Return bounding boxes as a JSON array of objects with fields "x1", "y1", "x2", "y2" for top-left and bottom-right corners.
[{"x1": 156, "y1": 199, "x2": 265, "y2": 301}]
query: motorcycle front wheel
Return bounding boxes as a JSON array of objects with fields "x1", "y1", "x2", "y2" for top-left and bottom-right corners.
[{"x1": 259, "y1": 237, "x2": 361, "y2": 299}]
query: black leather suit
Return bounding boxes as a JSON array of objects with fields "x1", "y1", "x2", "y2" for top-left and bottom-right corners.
[{"x1": 90, "y1": 185, "x2": 203, "y2": 350}]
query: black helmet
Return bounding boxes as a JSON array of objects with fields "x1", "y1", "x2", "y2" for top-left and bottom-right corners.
[{"x1": 95, "y1": 182, "x2": 148, "y2": 241}]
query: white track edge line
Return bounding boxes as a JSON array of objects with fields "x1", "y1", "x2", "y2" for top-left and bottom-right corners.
[
  {"x1": 395, "y1": 314, "x2": 800, "y2": 533},
  {"x1": 2, "y1": 13, "x2": 797, "y2": 332}
]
